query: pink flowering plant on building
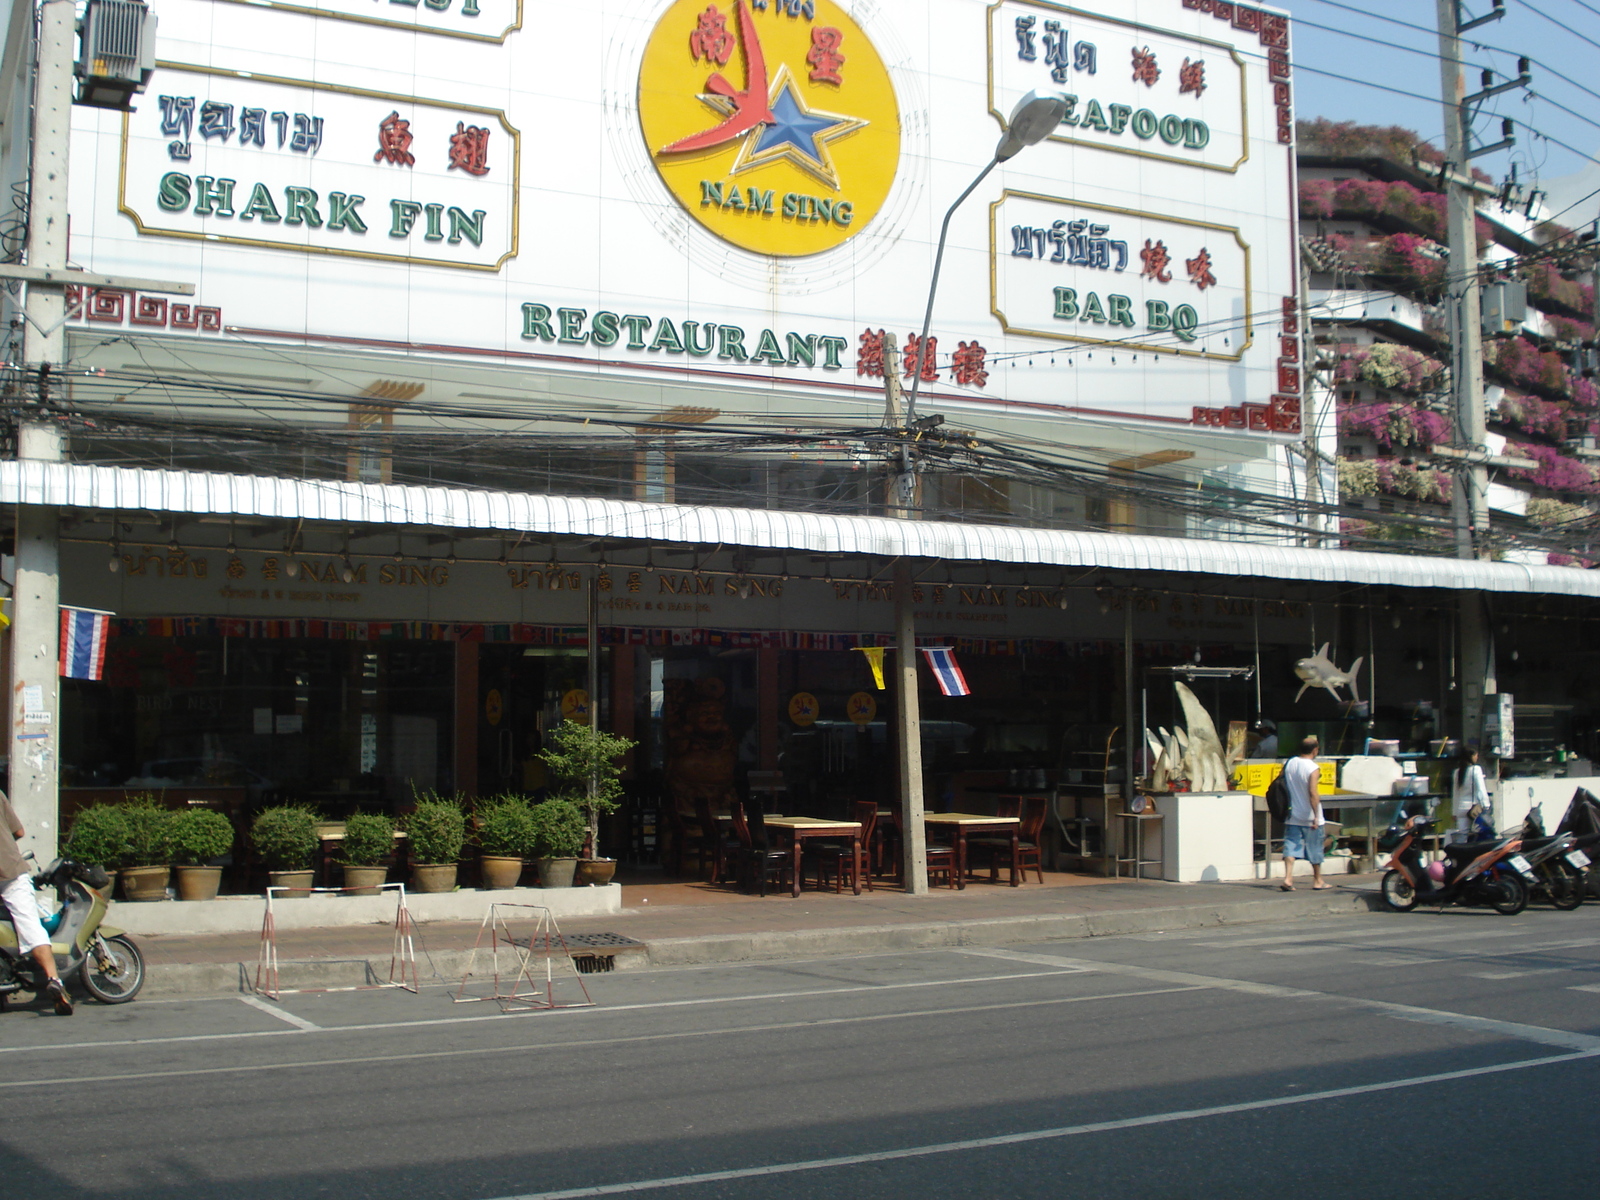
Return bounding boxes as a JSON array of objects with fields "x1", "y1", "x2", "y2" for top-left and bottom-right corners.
[
  {"x1": 1498, "y1": 394, "x2": 1570, "y2": 441},
  {"x1": 1507, "y1": 443, "x2": 1600, "y2": 494},
  {"x1": 1339, "y1": 401, "x2": 1449, "y2": 449}
]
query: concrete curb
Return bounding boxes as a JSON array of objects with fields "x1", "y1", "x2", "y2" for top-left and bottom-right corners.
[{"x1": 136, "y1": 887, "x2": 1381, "y2": 998}]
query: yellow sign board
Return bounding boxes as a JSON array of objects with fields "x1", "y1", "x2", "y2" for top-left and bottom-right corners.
[
  {"x1": 639, "y1": 0, "x2": 900, "y2": 256},
  {"x1": 788, "y1": 691, "x2": 819, "y2": 726},
  {"x1": 846, "y1": 691, "x2": 876, "y2": 725}
]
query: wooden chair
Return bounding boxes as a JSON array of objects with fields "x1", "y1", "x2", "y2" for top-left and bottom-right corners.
[
  {"x1": 805, "y1": 800, "x2": 877, "y2": 892},
  {"x1": 973, "y1": 796, "x2": 1048, "y2": 884},
  {"x1": 891, "y1": 807, "x2": 957, "y2": 889},
  {"x1": 661, "y1": 802, "x2": 708, "y2": 879},
  {"x1": 730, "y1": 801, "x2": 793, "y2": 896},
  {"x1": 694, "y1": 797, "x2": 739, "y2": 884}
]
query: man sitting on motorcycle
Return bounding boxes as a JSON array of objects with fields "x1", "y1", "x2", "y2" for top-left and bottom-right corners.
[{"x1": 1, "y1": 791, "x2": 72, "y2": 1014}]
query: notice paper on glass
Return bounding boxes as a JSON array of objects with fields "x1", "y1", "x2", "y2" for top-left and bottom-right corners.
[
  {"x1": 253, "y1": 708, "x2": 273, "y2": 735},
  {"x1": 275, "y1": 714, "x2": 303, "y2": 735}
]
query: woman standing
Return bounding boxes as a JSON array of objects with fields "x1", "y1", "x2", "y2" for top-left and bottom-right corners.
[{"x1": 1450, "y1": 747, "x2": 1490, "y2": 843}]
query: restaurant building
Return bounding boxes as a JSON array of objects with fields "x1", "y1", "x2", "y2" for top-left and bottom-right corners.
[{"x1": 4, "y1": 0, "x2": 1598, "y2": 867}]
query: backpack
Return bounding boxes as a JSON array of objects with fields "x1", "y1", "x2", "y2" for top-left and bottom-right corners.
[{"x1": 1264, "y1": 769, "x2": 1292, "y2": 822}]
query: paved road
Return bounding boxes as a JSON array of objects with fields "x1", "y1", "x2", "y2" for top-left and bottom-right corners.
[{"x1": 3, "y1": 905, "x2": 1598, "y2": 1199}]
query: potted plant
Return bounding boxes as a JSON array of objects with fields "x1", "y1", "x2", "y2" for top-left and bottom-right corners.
[
  {"x1": 537, "y1": 719, "x2": 636, "y2": 886},
  {"x1": 62, "y1": 804, "x2": 130, "y2": 876},
  {"x1": 168, "y1": 808, "x2": 234, "y2": 901},
  {"x1": 527, "y1": 796, "x2": 586, "y2": 888},
  {"x1": 251, "y1": 805, "x2": 321, "y2": 897},
  {"x1": 340, "y1": 811, "x2": 395, "y2": 895},
  {"x1": 404, "y1": 793, "x2": 466, "y2": 893},
  {"x1": 119, "y1": 795, "x2": 175, "y2": 901},
  {"x1": 475, "y1": 794, "x2": 537, "y2": 889}
]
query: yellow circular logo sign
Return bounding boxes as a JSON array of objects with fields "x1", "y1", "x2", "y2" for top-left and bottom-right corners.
[
  {"x1": 787, "y1": 691, "x2": 819, "y2": 726},
  {"x1": 847, "y1": 691, "x2": 876, "y2": 726},
  {"x1": 485, "y1": 689, "x2": 504, "y2": 727},
  {"x1": 639, "y1": 0, "x2": 899, "y2": 256},
  {"x1": 561, "y1": 689, "x2": 590, "y2": 721}
]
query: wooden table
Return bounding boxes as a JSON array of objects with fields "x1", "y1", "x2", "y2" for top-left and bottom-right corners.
[
  {"x1": 925, "y1": 812, "x2": 1022, "y2": 888},
  {"x1": 763, "y1": 816, "x2": 863, "y2": 897}
]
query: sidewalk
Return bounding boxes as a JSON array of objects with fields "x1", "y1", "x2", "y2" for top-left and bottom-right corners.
[{"x1": 129, "y1": 867, "x2": 1384, "y2": 997}]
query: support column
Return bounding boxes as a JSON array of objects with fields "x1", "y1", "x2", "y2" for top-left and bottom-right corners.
[
  {"x1": 895, "y1": 558, "x2": 927, "y2": 894},
  {"x1": 8, "y1": 0, "x2": 76, "y2": 860},
  {"x1": 452, "y1": 641, "x2": 478, "y2": 797}
]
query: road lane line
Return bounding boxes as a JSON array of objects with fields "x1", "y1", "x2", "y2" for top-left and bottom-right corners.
[
  {"x1": 1466, "y1": 968, "x2": 1571, "y2": 981},
  {"x1": 0, "y1": 968, "x2": 1088, "y2": 1056},
  {"x1": 473, "y1": 1049, "x2": 1600, "y2": 1200},
  {"x1": 0, "y1": 985, "x2": 1199, "y2": 1089},
  {"x1": 237, "y1": 995, "x2": 321, "y2": 1031},
  {"x1": 955, "y1": 948, "x2": 1600, "y2": 1051}
]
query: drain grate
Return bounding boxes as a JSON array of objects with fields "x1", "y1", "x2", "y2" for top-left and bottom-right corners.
[{"x1": 562, "y1": 932, "x2": 645, "y2": 950}]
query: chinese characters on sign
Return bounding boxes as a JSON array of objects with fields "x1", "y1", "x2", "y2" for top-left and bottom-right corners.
[
  {"x1": 375, "y1": 111, "x2": 415, "y2": 165},
  {"x1": 855, "y1": 328, "x2": 989, "y2": 389}
]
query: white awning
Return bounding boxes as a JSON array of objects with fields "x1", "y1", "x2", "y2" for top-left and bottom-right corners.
[{"x1": 5, "y1": 459, "x2": 1595, "y2": 597}]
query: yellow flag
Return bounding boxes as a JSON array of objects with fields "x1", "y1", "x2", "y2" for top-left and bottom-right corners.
[{"x1": 854, "y1": 646, "x2": 886, "y2": 690}]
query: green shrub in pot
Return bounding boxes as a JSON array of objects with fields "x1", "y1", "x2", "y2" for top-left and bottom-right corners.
[
  {"x1": 404, "y1": 794, "x2": 467, "y2": 866},
  {"x1": 119, "y1": 796, "x2": 175, "y2": 868},
  {"x1": 63, "y1": 804, "x2": 131, "y2": 869},
  {"x1": 168, "y1": 809, "x2": 235, "y2": 866},
  {"x1": 527, "y1": 797, "x2": 586, "y2": 860},
  {"x1": 536, "y1": 720, "x2": 636, "y2": 859},
  {"x1": 250, "y1": 805, "x2": 320, "y2": 871},
  {"x1": 476, "y1": 794, "x2": 539, "y2": 859},
  {"x1": 340, "y1": 812, "x2": 396, "y2": 866}
]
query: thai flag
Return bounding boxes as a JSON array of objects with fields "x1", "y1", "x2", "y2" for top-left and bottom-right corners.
[
  {"x1": 60, "y1": 607, "x2": 113, "y2": 681},
  {"x1": 920, "y1": 647, "x2": 970, "y2": 697}
]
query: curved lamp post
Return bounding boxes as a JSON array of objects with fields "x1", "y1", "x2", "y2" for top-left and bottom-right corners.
[
  {"x1": 901, "y1": 89, "x2": 1069, "y2": 435},
  {"x1": 892, "y1": 90, "x2": 1066, "y2": 895}
]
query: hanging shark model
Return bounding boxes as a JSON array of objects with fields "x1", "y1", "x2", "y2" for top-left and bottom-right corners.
[{"x1": 1294, "y1": 643, "x2": 1363, "y2": 704}]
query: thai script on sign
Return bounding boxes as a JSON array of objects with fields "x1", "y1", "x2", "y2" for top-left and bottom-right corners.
[
  {"x1": 1010, "y1": 219, "x2": 1129, "y2": 272},
  {"x1": 159, "y1": 95, "x2": 322, "y2": 163}
]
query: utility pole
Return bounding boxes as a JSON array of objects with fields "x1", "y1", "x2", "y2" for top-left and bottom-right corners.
[
  {"x1": 5, "y1": 0, "x2": 180, "y2": 859},
  {"x1": 883, "y1": 334, "x2": 928, "y2": 894},
  {"x1": 7, "y1": 0, "x2": 76, "y2": 862},
  {"x1": 1435, "y1": 0, "x2": 1525, "y2": 753}
]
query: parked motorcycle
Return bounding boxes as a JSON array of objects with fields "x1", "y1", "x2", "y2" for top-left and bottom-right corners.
[
  {"x1": 1555, "y1": 788, "x2": 1600, "y2": 898},
  {"x1": 0, "y1": 857, "x2": 145, "y2": 1008},
  {"x1": 1378, "y1": 808, "x2": 1534, "y2": 915},
  {"x1": 1517, "y1": 807, "x2": 1586, "y2": 910}
]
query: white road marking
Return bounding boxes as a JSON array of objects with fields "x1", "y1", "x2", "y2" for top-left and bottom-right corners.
[
  {"x1": 955, "y1": 948, "x2": 1600, "y2": 1051},
  {"x1": 475, "y1": 1049, "x2": 1600, "y2": 1200},
  {"x1": 1466, "y1": 968, "x2": 1571, "y2": 981},
  {"x1": 0, "y1": 967, "x2": 1087, "y2": 1056},
  {"x1": 237, "y1": 995, "x2": 320, "y2": 1031},
  {"x1": 1569, "y1": 983, "x2": 1600, "y2": 993},
  {"x1": 0, "y1": 985, "x2": 1200, "y2": 1088},
  {"x1": 1199, "y1": 927, "x2": 1406, "y2": 948}
]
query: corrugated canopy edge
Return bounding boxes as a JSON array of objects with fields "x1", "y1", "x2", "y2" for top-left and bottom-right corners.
[{"x1": 4, "y1": 460, "x2": 1595, "y2": 598}]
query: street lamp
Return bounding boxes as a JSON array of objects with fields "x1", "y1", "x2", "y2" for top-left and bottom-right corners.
[
  {"x1": 901, "y1": 89, "x2": 1069, "y2": 434},
  {"x1": 891, "y1": 89, "x2": 1066, "y2": 895}
]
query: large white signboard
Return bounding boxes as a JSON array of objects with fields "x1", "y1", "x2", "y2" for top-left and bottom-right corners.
[{"x1": 67, "y1": 0, "x2": 1299, "y2": 445}]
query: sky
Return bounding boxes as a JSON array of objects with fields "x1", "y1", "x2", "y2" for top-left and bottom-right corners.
[{"x1": 1281, "y1": 0, "x2": 1600, "y2": 226}]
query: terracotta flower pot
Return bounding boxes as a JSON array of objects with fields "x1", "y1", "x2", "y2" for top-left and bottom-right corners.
[
  {"x1": 479, "y1": 855, "x2": 524, "y2": 890},
  {"x1": 342, "y1": 864, "x2": 388, "y2": 896},
  {"x1": 536, "y1": 857, "x2": 577, "y2": 888},
  {"x1": 175, "y1": 865, "x2": 222, "y2": 901},
  {"x1": 268, "y1": 869, "x2": 315, "y2": 898},
  {"x1": 576, "y1": 858, "x2": 617, "y2": 887},
  {"x1": 411, "y1": 863, "x2": 459, "y2": 893},
  {"x1": 120, "y1": 865, "x2": 171, "y2": 902}
]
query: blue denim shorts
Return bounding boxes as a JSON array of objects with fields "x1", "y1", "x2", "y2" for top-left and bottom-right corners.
[{"x1": 1283, "y1": 822, "x2": 1324, "y2": 864}]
